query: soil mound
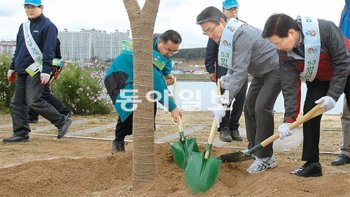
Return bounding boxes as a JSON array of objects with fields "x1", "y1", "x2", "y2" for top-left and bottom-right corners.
[{"x1": 0, "y1": 143, "x2": 349, "y2": 196}]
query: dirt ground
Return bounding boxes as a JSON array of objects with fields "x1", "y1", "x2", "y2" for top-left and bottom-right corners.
[{"x1": 0, "y1": 111, "x2": 349, "y2": 196}]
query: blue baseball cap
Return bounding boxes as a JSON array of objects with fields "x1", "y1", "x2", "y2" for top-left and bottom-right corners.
[
  {"x1": 222, "y1": 0, "x2": 239, "y2": 9},
  {"x1": 24, "y1": 0, "x2": 42, "y2": 6}
]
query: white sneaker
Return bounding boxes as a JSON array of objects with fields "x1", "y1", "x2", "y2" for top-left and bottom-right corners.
[{"x1": 247, "y1": 155, "x2": 277, "y2": 174}]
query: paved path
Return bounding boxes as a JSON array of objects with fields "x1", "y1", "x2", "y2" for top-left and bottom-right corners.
[{"x1": 0, "y1": 115, "x2": 303, "y2": 152}]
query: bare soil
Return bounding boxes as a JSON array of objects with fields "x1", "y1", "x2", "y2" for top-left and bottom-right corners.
[{"x1": 0, "y1": 111, "x2": 349, "y2": 196}]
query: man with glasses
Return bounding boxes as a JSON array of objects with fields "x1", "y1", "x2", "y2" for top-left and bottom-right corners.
[
  {"x1": 197, "y1": 6, "x2": 281, "y2": 174},
  {"x1": 104, "y1": 30, "x2": 182, "y2": 153},
  {"x1": 204, "y1": 0, "x2": 248, "y2": 143}
]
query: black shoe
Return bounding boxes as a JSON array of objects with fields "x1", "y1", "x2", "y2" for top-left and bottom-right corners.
[
  {"x1": 231, "y1": 129, "x2": 243, "y2": 141},
  {"x1": 28, "y1": 119, "x2": 38, "y2": 124},
  {"x1": 219, "y1": 127, "x2": 233, "y2": 142},
  {"x1": 291, "y1": 162, "x2": 322, "y2": 177},
  {"x1": 331, "y1": 154, "x2": 350, "y2": 166},
  {"x1": 3, "y1": 134, "x2": 30, "y2": 143},
  {"x1": 57, "y1": 118, "x2": 72, "y2": 139},
  {"x1": 112, "y1": 141, "x2": 125, "y2": 154}
]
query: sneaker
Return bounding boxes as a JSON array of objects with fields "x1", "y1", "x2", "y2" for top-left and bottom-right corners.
[
  {"x1": 112, "y1": 141, "x2": 125, "y2": 154},
  {"x1": 57, "y1": 117, "x2": 72, "y2": 139},
  {"x1": 247, "y1": 155, "x2": 277, "y2": 174},
  {"x1": 219, "y1": 127, "x2": 233, "y2": 142},
  {"x1": 231, "y1": 129, "x2": 243, "y2": 141}
]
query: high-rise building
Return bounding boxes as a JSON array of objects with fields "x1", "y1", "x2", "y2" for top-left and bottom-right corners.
[
  {"x1": 0, "y1": 40, "x2": 16, "y2": 56},
  {"x1": 58, "y1": 29, "x2": 130, "y2": 62}
]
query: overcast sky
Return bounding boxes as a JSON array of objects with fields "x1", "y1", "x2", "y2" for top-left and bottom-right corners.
[{"x1": 0, "y1": 0, "x2": 345, "y2": 48}]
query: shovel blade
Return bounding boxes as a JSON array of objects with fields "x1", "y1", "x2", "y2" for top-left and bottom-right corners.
[
  {"x1": 185, "y1": 152, "x2": 222, "y2": 193},
  {"x1": 219, "y1": 151, "x2": 253, "y2": 162},
  {"x1": 171, "y1": 138, "x2": 199, "y2": 170}
]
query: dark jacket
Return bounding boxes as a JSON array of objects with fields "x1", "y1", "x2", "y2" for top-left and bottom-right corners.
[
  {"x1": 279, "y1": 19, "x2": 350, "y2": 122},
  {"x1": 11, "y1": 14, "x2": 58, "y2": 74},
  {"x1": 205, "y1": 39, "x2": 228, "y2": 77}
]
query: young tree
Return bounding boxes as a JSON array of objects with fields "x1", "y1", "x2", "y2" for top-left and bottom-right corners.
[{"x1": 123, "y1": 0, "x2": 160, "y2": 190}]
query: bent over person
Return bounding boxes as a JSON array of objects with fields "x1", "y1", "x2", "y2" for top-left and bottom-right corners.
[
  {"x1": 104, "y1": 30, "x2": 182, "y2": 153},
  {"x1": 197, "y1": 6, "x2": 281, "y2": 174},
  {"x1": 3, "y1": 0, "x2": 72, "y2": 143},
  {"x1": 205, "y1": 0, "x2": 248, "y2": 142},
  {"x1": 262, "y1": 13, "x2": 350, "y2": 177}
]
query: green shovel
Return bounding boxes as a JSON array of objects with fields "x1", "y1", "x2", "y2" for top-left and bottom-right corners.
[
  {"x1": 184, "y1": 81, "x2": 222, "y2": 193},
  {"x1": 170, "y1": 117, "x2": 199, "y2": 170},
  {"x1": 185, "y1": 119, "x2": 222, "y2": 193}
]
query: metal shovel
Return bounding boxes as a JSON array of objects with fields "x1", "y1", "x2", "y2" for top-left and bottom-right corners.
[
  {"x1": 184, "y1": 81, "x2": 223, "y2": 193},
  {"x1": 170, "y1": 117, "x2": 199, "y2": 170},
  {"x1": 219, "y1": 104, "x2": 326, "y2": 162}
]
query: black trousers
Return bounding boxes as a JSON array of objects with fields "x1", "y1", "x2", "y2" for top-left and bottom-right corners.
[
  {"x1": 302, "y1": 79, "x2": 330, "y2": 162},
  {"x1": 344, "y1": 76, "x2": 350, "y2": 111},
  {"x1": 29, "y1": 84, "x2": 71, "y2": 120},
  {"x1": 115, "y1": 102, "x2": 157, "y2": 142},
  {"x1": 10, "y1": 74, "x2": 66, "y2": 136},
  {"x1": 220, "y1": 78, "x2": 248, "y2": 130}
]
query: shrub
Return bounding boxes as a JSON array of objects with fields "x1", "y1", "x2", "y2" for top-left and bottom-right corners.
[
  {"x1": 51, "y1": 63, "x2": 112, "y2": 115},
  {"x1": 0, "y1": 54, "x2": 15, "y2": 111}
]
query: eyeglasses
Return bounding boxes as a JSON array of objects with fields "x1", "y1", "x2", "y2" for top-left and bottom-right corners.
[
  {"x1": 163, "y1": 44, "x2": 179, "y2": 54},
  {"x1": 203, "y1": 24, "x2": 219, "y2": 36}
]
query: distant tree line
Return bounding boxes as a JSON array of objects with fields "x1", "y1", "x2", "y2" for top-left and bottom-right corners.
[{"x1": 173, "y1": 48, "x2": 206, "y2": 61}]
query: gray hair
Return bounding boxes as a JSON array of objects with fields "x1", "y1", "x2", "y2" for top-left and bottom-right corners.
[{"x1": 196, "y1": 6, "x2": 226, "y2": 25}]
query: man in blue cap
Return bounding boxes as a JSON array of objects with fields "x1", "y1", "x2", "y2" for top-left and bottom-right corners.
[
  {"x1": 222, "y1": 0, "x2": 239, "y2": 19},
  {"x1": 204, "y1": 0, "x2": 247, "y2": 142},
  {"x1": 3, "y1": 0, "x2": 72, "y2": 143}
]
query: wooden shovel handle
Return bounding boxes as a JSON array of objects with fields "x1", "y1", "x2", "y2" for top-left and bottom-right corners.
[
  {"x1": 177, "y1": 116, "x2": 183, "y2": 132},
  {"x1": 260, "y1": 104, "x2": 325, "y2": 147},
  {"x1": 205, "y1": 80, "x2": 223, "y2": 159},
  {"x1": 173, "y1": 76, "x2": 176, "y2": 103}
]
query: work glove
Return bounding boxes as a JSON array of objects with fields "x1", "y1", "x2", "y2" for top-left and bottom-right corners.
[
  {"x1": 219, "y1": 74, "x2": 232, "y2": 90},
  {"x1": 315, "y1": 96, "x2": 336, "y2": 111},
  {"x1": 278, "y1": 123, "x2": 292, "y2": 140},
  {"x1": 211, "y1": 103, "x2": 227, "y2": 128},
  {"x1": 7, "y1": 69, "x2": 15, "y2": 82},
  {"x1": 218, "y1": 90, "x2": 231, "y2": 106},
  {"x1": 40, "y1": 73, "x2": 51, "y2": 85}
]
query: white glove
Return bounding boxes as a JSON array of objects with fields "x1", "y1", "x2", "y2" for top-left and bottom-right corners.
[
  {"x1": 218, "y1": 90, "x2": 230, "y2": 106},
  {"x1": 219, "y1": 74, "x2": 232, "y2": 90},
  {"x1": 40, "y1": 73, "x2": 51, "y2": 84},
  {"x1": 278, "y1": 123, "x2": 292, "y2": 140},
  {"x1": 7, "y1": 69, "x2": 15, "y2": 81},
  {"x1": 211, "y1": 104, "x2": 227, "y2": 128},
  {"x1": 315, "y1": 96, "x2": 336, "y2": 111}
]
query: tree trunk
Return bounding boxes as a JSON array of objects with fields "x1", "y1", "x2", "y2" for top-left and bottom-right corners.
[{"x1": 123, "y1": 0, "x2": 160, "y2": 190}]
